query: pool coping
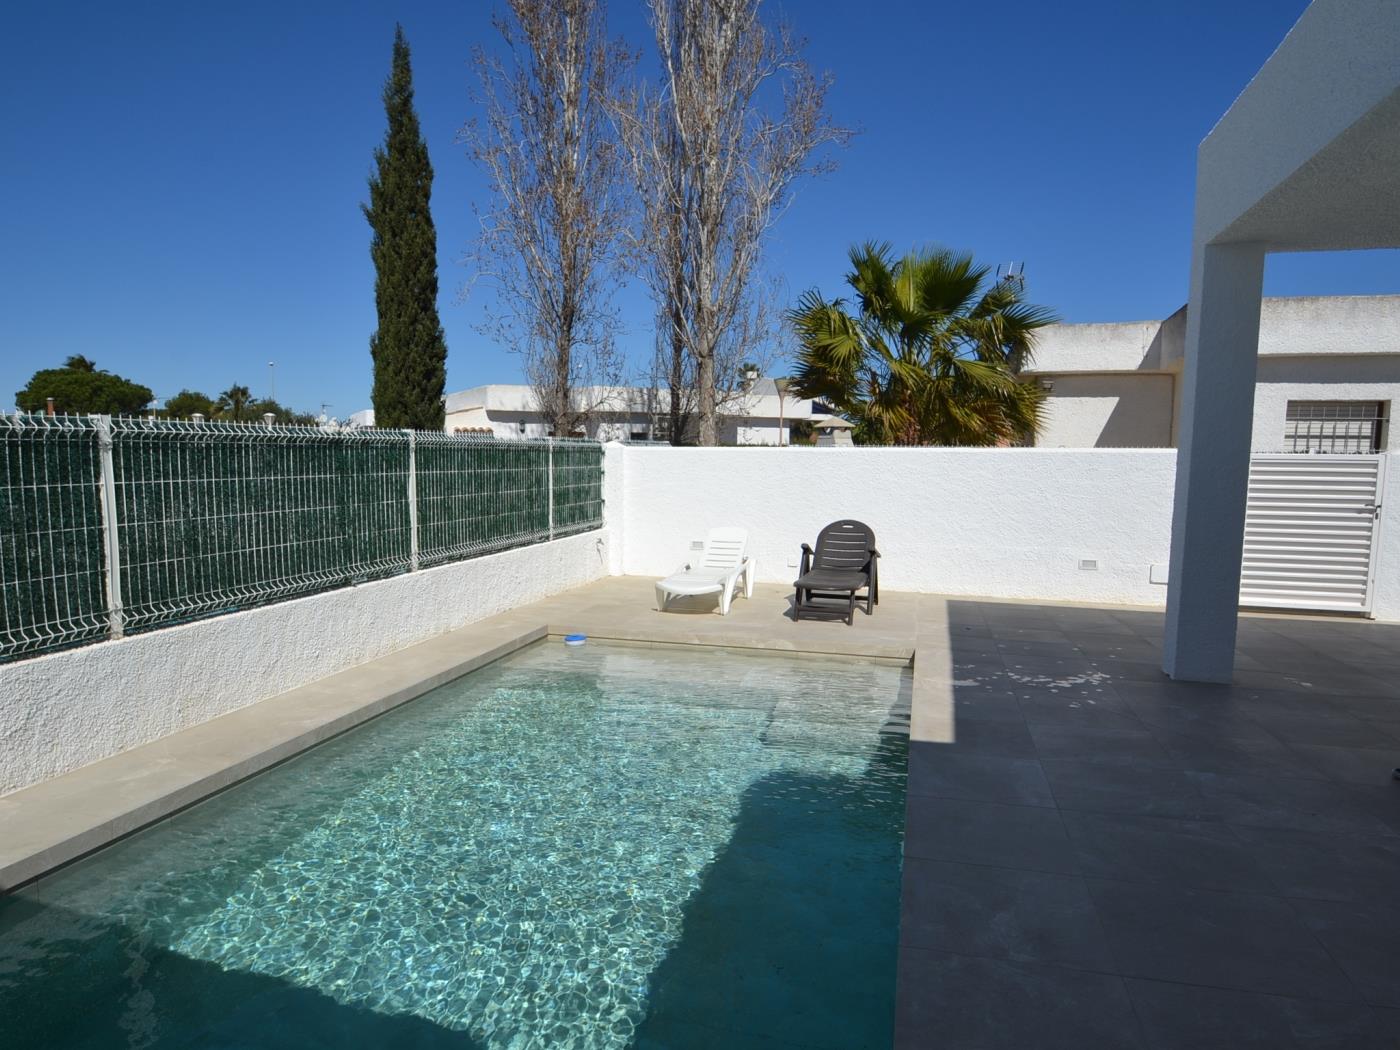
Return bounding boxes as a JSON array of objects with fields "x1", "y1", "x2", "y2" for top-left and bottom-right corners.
[{"x1": 0, "y1": 594, "x2": 935, "y2": 894}]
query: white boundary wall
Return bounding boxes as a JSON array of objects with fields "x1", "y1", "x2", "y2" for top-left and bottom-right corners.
[
  {"x1": 0, "y1": 530, "x2": 609, "y2": 796},
  {"x1": 607, "y1": 444, "x2": 1400, "y2": 619},
  {"x1": 609, "y1": 446, "x2": 1179, "y2": 606}
]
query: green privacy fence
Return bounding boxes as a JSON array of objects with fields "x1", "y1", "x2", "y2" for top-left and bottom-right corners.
[{"x1": 0, "y1": 415, "x2": 604, "y2": 662}]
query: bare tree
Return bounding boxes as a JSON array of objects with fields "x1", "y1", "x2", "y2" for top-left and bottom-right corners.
[
  {"x1": 463, "y1": 0, "x2": 632, "y2": 437},
  {"x1": 617, "y1": 0, "x2": 851, "y2": 445}
]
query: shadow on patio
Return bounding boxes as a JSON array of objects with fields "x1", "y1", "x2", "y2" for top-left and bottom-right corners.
[{"x1": 897, "y1": 599, "x2": 1400, "y2": 1049}]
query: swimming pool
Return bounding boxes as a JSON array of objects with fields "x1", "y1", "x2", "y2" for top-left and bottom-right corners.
[{"x1": 0, "y1": 642, "x2": 909, "y2": 1049}]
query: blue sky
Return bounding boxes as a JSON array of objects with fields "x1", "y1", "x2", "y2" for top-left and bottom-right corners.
[{"x1": 4, "y1": 0, "x2": 1397, "y2": 417}]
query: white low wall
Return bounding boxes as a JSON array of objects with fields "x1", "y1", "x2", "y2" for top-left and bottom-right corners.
[
  {"x1": 0, "y1": 531, "x2": 609, "y2": 796},
  {"x1": 611, "y1": 446, "x2": 1179, "y2": 606}
]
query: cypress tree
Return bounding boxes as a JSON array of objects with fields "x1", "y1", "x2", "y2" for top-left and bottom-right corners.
[{"x1": 365, "y1": 25, "x2": 447, "y2": 430}]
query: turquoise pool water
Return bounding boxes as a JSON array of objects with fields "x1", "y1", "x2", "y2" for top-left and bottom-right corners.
[{"x1": 0, "y1": 642, "x2": 909, "y2": 1049}]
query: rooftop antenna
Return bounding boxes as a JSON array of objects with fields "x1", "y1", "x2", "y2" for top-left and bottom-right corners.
[{"x1": 996, "y1": 262, "x2": 1025, "y2": 287}]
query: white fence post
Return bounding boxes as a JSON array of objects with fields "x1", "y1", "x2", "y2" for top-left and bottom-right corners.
[
  {"x1": 406, "y1": 429, "x2": 419, "y2": 572},
  {"x1": 94, "y1": 415, "x2": 125, "y2": 640},
  {"x1": 547, "y1": 439, "x2": 555, "y2": 542}
]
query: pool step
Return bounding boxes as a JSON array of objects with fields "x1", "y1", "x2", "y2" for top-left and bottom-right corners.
[{"x1": 881, "y1": 706, "x2": 912, "y2": 736}]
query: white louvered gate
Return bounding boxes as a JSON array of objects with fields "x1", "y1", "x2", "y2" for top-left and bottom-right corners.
[{"x1": 1239, "y1": 454, "x2": 1386, "y2": 614}]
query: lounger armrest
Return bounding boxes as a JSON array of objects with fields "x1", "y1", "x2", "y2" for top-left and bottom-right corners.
[
  {"x1": 798, "y1": 543, "x2": 813, "y2": 576},
  {"x1": 869, "y1": 547, "x2": 880, "y2": 558}
]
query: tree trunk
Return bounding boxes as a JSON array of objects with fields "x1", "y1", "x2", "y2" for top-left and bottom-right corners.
[{"x1": 696, "y1": 344, "x2": 717, "y2": 445}]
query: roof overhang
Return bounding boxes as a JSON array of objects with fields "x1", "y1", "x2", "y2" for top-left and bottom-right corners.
[{"x1": 1195, "y1": 0, "x2": 1400, "y2": 253}]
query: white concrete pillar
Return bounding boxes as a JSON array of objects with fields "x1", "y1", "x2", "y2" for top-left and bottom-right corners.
[{"x1": 1162, "y1": 242, "x2": 1266, "y2": 682}]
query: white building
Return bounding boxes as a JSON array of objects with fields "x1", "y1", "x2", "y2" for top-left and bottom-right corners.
[
  {"x1": 1025, "y1": 294, "x2": 1399, "y2": 453},
  {"x1": 441, "y1": 379, "x2": 814, "y2": 444}
]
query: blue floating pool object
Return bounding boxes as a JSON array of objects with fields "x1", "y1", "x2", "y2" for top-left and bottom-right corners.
[{"x1": 563, "y1": 633, "x2": 587, "y2": 646}]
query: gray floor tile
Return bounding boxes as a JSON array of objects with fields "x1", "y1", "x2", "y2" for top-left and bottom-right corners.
[
  {"x1": 1069, "y1": 640, "x2": 1162, "y2": 663},
  {"x1": 937, "y1": 718, "x2": 1037, "y2": 758},
  {"x1": 1086, "y1": 879, "x2": 1358, "y2": 1001},
  {"x1": 906, "y1": 749, "x2": 1054, "y2": 806},
  {"x1": 1115, "y1": 693, "x2": 1279, "y2": 741},
  {"x1": 1000, "y1": 656, "x2": 1101, "y2": 680},
  {"x1": 1062, "y1": 810, "x2": 1276, "y2": 892},
  {"x1": 1230, "y1": 826, "x2": 1400, "y2": 903},
  {"x1": 1374, "y1": 1007, "x2": 1400, "y2": 1045},
  {"x1": 899, "y1": 859, "x2": 1113, "y2": 970},
  {"x1": 1041, "y1": 760, "x2": 1220, "y2": 821},
  {"x1": 1289, "y1": 743, "x2": 1400, "y2": 786},
  {"x1": 1192, "y1": 772, "x2": 1398, "y2": 836},
  {"x1": 1029, "y1": 724, "x2": 1176, "y2": 767},
  {"x1": 1292, "y1": 898, "x2": 1400, "y2": 1007},
  {"x1": 1093, "y1": 659, "x2": 1174, "y2": 684},
  {"x1": 894, "y1": 949, "x2": 1144, "y2": 1050},
  {"x1": 952, "y1": 651, "x2": 1009, "y2": 673},
  {"x1": 902, "y1": 797, "x2": 1079, "y2": 873},
  {"x1": 1017, "y1": 692, "x2": 1144, "y2": 730},
  {"x1": 1147, "y1": 726, "x2": 1327, "y2": 778},
  {"x1": 948, "y1": 632, "x2": 1001, "y2": 655},
  {"x1": 951, "y1": 691, "x2": 1026, "y2": 723},
  {"x1": 989, "y1": 627, "x2": 1073, "y2": 645},
  {"x1": 1234, "y1": 668, "x2": 1397, "y2": 699},
  {"x1": 1125, "y1": 978, "x2": 1396, "y2": 1050},
  {"x1": 1332, "y1": 694, "x2": 1400, "y2": 722},
  {"x1": 1248, "y1": 710, "x2": 1400, "y2": 750}
]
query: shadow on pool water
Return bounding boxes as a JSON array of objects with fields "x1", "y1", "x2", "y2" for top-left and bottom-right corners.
[{"x1": 635, "y1": 733, "x2": 907, "y2": 1050}]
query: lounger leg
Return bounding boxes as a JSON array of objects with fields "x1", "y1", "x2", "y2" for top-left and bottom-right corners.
[
  {"x1": 720, "y1": 578, "x2": 736, "y2": 616},
  {"x1": 846, "y1": 592, "x2": 855, "y2": 626},
  {"x1": 743, "y1": 559, "x2": 755, "y2": 599},
  {"x1": 656, "y1": 585, "x2": 668, "y2": 612}
]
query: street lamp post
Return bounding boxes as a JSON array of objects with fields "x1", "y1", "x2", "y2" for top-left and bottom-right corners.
[{"x1": 774, "y1": 377, "x2": 792, "y2": 446}]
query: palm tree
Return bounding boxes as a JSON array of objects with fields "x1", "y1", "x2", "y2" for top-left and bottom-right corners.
[
  {"x1": 217, "y1": 384, "x2": 253, "y2": 422},
  {"x1": 788, "y1": 242, "x2": 1056, "y2": 445}
]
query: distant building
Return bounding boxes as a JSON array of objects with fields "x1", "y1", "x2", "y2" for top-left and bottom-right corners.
[
  {"x1": 439, "y1": 379, "x2": 815, "y2": 444},
  {"x1": 1024, "y1": 295, "x2": 1399, "y2": 452}
]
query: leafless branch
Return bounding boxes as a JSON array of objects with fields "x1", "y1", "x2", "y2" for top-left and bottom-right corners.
[{"x1": 462, "y1": 0, "x2": 635, "y2": 436}]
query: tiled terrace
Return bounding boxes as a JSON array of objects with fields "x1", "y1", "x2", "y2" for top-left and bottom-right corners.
[
  {"x1": 901, "y1": 596, "x2": 1400, "y2": 1050},
  {"x1": 3, "y1": 576, "x2": 1398, "y2": 1046}
]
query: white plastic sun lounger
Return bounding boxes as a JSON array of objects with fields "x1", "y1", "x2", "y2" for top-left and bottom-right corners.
[{"x1": 655, "y1": 527, "x2": 755, "y2": 615}]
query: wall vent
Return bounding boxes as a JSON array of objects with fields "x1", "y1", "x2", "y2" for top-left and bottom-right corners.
[{"x1": 1078, "y1": 559, "x2": 1099, "y2": 571}]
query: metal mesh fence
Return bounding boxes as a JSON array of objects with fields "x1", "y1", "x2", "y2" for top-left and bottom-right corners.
[
  {"x1": 0, "y1": 416, "x2": 109, "y2": 659},
  {"x1": 415, "y1": 433, "x2": 551, "y2": 567},
  {"x1": 551, "y1": 441, "x2": 606, "y2": 536},
  {"x1": 0, "y1": 416, "x2": 605, "y2": 662},
  {"x1": 109, "y1": 419, "x2": 415, "y2": 633}
]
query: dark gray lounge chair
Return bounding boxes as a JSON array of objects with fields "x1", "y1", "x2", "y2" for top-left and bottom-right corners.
[{"x1": 793, "y1": 520, "x2": 879, "y2": 625}]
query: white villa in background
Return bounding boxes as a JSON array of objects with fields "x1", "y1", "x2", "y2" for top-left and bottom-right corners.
[
  {"x1": 1025, "y1": 294, "x2": 1399, "y2": 453},
  {"x1": 349, "y1": 379, "x2": 812, "y2": 442},
  {"x1": 442, "y1": 378, "x2": 813, "y2": 443}
]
